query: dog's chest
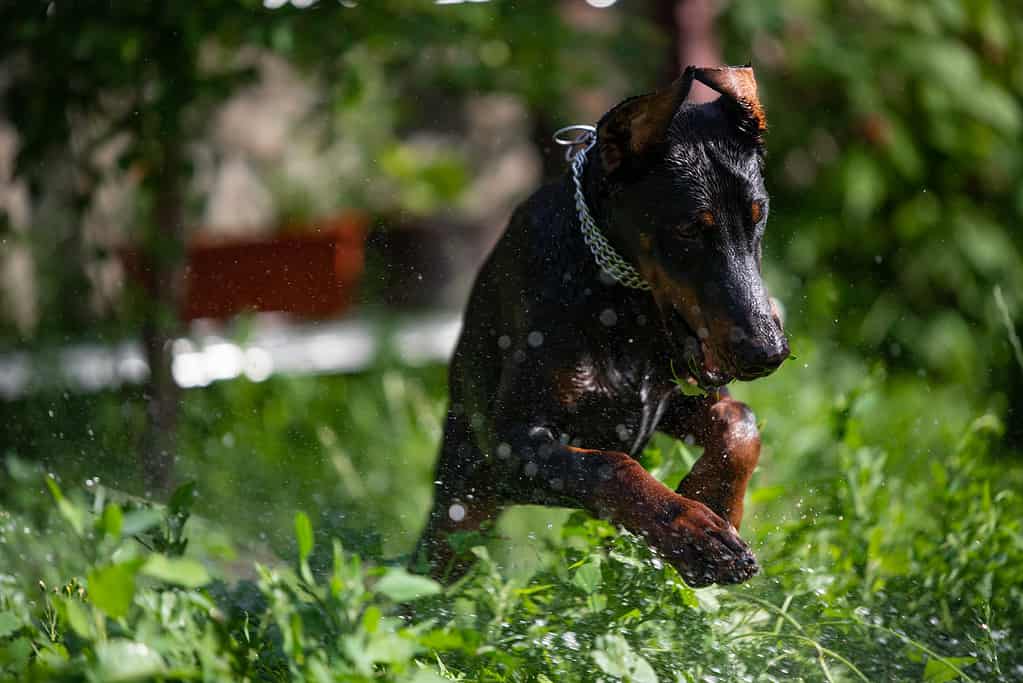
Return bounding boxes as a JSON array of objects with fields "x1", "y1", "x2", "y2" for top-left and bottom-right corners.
[{"x1": 550, "y1": 351, "x2": 676, "y2": 455}]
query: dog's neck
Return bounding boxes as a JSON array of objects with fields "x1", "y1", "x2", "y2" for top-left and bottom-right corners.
[
  {"x1": 578, "y1": 144, "x2": 615, "y2": 246},
  {"x1": 576, "y1": 144, "x2": 648, "y2": 288},
  {"x1": 548, "y1": 161, "x2": 667, "y2": 361}
]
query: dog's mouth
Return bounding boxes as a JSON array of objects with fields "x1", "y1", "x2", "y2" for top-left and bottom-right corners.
[{"x1": 663, "y1": 307, "x2": 732, "y2": 390}]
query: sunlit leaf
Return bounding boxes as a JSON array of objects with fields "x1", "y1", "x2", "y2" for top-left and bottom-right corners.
[
  {"x1": 922, "y1": 655, "x2": 976, "y2": 683},
  {"x1": 361, "y1": 605, "x2": 381, "y2": 634},
  {"x1": 45, "y1": 479, "x2": 84, "y2": 536},
  {"x1": 62, "y1": 599, "x2": 95, "y2": 640},
  {"x1": 572, "y1": 557, "x2": 602, "y2": 595},
  {"x1": 121, "y1": 509, "x2": 163, "y2": 536},
  {"x1": 94, "y1": 639, "x2": 166, "y2": 682},
  {"x1": 141, "y1": 555, "x2": 211, "y2": 588},
  {"x1": 101, "y1": 503, "x2": 123, "y2": 539},
  {"x1": 374, "y1": 568, "x2": 441, "y2": 602},
  {"x1": 295, "y1": 511, "x2": 314, "y2": 564},
  {"x1": 592, "y1": 634, "x2": 658, "y2": 683},
  {"x1": 87, "y1": 561, "x2": 141, "y2": 619}
]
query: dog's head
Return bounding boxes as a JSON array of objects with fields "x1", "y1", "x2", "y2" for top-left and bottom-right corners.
[{"x1": 593, "y1": 65, "x2": 788, "y2": 388}]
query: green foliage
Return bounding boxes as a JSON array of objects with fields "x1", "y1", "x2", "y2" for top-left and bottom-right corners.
[
  {"x1": 0, "y1": 2, "x2": 657, "y2": 344},
  {"x1": 718, "y1": 0, "x2": 1023, "y2": 398},
  {"x1": 2, "y1": 353, "x2": 1022, "y2": 681},
  {"x1": 2, "y1": 1, "x2": 1023, "y2": 680}
]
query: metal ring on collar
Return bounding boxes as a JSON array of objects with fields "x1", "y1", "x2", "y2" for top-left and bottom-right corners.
[
  {"x1": 553, "y1": 124, "x2": 597, "y2": 162},
  {"x1": 552, "y1": 124, "x2": 597, "y2": 147}
]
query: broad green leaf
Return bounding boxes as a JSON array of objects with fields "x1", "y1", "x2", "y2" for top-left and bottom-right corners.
[
  {"x1": 35, "y1": 643, "x2": 70, "y2": 669},
  {"x1": 592, "y1": 634, "x2": 658, "y2": 683},
  {"x1": 121, "y1": 509, "x2": 163, "y2": 536},
  {"x1": 0, "y1": 637, "x2": 31, "y2": 670},
  {"x1": 374, "y1": 568, "x2": 441, "y2": 602},
  {"x1": 63, "y1": 599, "x2": 95, "y2": 640},
  {"x1": 0, "y1": 612, "x2": 19, "y2": 638},
  {"x1": 295, "y1": 511, "x2": 314, "y2": 563},
  {"x1": 364, "y1": 629, "x2": 418, "y2": 664},
  {"x1": 923, "y1": 656, "x2": 976, "y2": 683},
  {"x1": 141, "y1": 555, "x2": 211, "y2": 588},
  {"x1": 87, "y1": 561, "x2": 141, "y2": 618},
  {"x1": 694, "y1": 588, "x2": 721, "y2": 613},
  {"x1": 94, "y1": 639, "x2": 166, "y2": 682},
  {"x1": 572, "y1": 557, "x2": 602, "y2": 594}
]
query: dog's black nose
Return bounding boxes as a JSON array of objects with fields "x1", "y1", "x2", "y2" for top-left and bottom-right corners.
[{"x1": 732, "y1": 333, "x2": 789, "y2": 380}]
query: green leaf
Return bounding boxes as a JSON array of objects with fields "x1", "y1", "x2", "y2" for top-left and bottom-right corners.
[
  {"x1": 63, "y1": 599, "x2": 95, "y2": 640},
  {"x1": 408, "y1": 671, "x2": 448, "y2": 683},
  {"x1": 168, "y1": 481, "x2": 197, "y2": 517},
  {"x1": 141, "y1": 555, "x2": 211, "y2": 588},
  {"x1": 87, "y1": 561, "x2": 141, "y2": 618},
  {"x1": 361, "y1": 605, "x2": 381, "y2": 633},
  {"x1": 0, "y1": 637, "x2": 31, "y2": 670},
  {"x1": 923, "y1": 656, "x2": 976, "y2": 683},
  {"x1": 364, "y1": 629, "x2": 418, "y2": 665},
  {"x1": 121, "y1": 509, "x2": 163, "y2": 536},
  {"x1": 101, "y1": 503, "x2": 124, "y2": 539},
  {"x1": 35, "y1": 643, "x2": 70, "y2": 669},
  {"x1": 295, "y1": 511, "x2": 314, "y2": 563},
  {"x1": 572, "y1": 557, "x2": 602, "y2": 595},
  {"x1": 46, "y1": 478, "x2": 85, "y2": 536},
  {"x1": 0, "y1": 612, "x2": 20, "y2": 638},
  {"x1": 842, "y1": 150, "x2": 886, "y2": 220},
  {"x1": 592, "y1": 634, "x2": 658, "y2": 683},
  {"x1": 94, "y1": 639, "x2": 166, "y2": 682},
  {"x1": 374, "y1": 568, "x2": 442, "y2": 602}
]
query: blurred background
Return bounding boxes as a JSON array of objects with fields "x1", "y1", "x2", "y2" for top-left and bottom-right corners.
[{"x1": 1, "y1": 0, "x2": 1022, "y2": 581}]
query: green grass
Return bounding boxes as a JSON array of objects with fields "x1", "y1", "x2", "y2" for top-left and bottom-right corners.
[{"x1": 1, "y1": 331, "x2": 1021, "y2": 681}]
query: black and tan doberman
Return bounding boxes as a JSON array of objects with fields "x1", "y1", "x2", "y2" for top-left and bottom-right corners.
[{"x1": 413, "y1": 65, "x2": 788, "y2": 587}]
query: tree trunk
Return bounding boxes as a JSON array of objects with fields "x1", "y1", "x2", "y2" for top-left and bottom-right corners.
[
  {"x1": 656, "y1": 0, "x2": 722, "y2": 103},
  {"x1": 139, "y1": 142, "x2": 185, "y2": 496}
]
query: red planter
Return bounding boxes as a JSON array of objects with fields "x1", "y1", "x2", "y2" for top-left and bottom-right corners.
[
  {"x1": 181, "y1": 213, "x2": 367, "y2": 321},
  {"x1": 122, "y1": 212, "x2": 368, "y2": 322}
]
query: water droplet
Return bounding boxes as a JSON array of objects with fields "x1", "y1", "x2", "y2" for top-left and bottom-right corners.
[{"x1": 448, "y1": 504, "x2": 466, "y2": 522}]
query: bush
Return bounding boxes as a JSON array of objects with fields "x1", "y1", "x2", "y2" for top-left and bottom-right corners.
[{"x1": 1, "y1": 359, "x2": 1020, "y2": 681}]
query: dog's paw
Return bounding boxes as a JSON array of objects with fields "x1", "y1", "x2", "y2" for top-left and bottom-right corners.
[{"x1": 652, "y1": 499, "x2": 759, "y2": 588}]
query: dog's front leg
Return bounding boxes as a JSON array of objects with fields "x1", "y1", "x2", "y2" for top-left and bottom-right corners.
[
  {"x1": 496, "y1": 427, "x2": 758, "y2": 587},
  {"x1": 660, "y1": 391, "x2": 761, "y2": 529}
]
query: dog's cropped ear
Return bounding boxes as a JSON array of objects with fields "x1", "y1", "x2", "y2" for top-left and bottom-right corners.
[
  {"x1": 597, "y1": 68, "x2": 696, "y2": 175},
  {"x1": 692, "y1": 65, "x2": 767, "y2": 143}
]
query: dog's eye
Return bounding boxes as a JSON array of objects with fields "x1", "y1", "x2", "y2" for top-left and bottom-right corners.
[
  {"x1": 750, "y1": 201, "x2": 765, "y2": 224},
  {"x1": 673, "y1": 221, "x2": 702, "y2": 240}
]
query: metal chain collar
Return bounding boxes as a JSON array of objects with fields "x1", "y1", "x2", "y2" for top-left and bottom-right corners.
[{"x1": 553, "y1": 125, "x2": 651, "y2": 291}]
